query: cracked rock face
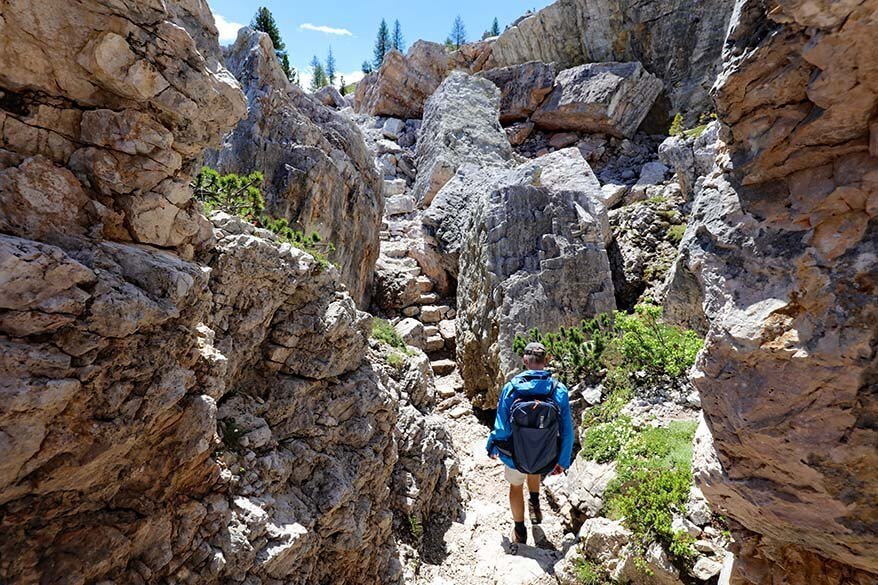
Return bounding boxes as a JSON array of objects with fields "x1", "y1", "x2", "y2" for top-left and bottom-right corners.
[
  {"x1": 457, "y1": 149, "x2": 616, "y2": 408},
  {"x1": 682, "y1": 1, "x2": 878, "y2": 582},
  {"x1": 486, "y1": 0, "x2": 735, "y2": 119},
  {"x1": 0, "y1": 3, "x2": 454, "y2": 584},
  {"x1": 206, "y1": 28, "x2": 383, "y2": 307}
]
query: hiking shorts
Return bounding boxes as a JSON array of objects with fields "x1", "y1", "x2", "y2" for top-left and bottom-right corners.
[{"x1": 504, "y1": 465, "x2": 527, "y2": 486}]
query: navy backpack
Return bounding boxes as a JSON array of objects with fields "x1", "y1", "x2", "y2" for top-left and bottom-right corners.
[{"x1": 509, "y1": 380, "x2": 561, "y2": 475}]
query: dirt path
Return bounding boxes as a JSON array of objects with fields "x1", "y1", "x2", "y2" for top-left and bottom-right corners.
[{"x1": 414, "y1": 377, "x2": 575, "y2": 585}]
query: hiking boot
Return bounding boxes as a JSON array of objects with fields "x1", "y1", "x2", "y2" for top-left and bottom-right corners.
[
  {"x1": 529, "y1": 499, "x2": 543, "y2": 525},
  {"x1": 511, "y1": 524, "x2": 527, "y2": 544}
]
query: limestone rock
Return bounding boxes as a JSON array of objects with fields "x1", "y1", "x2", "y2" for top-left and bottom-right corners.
[
  {"x1": 486, "y1": 0, "x2": 735, "y2": 118},
  {"x1": 545, "y1": 457, "x2": 617, "y2": 527},
  {"x1": 314, "y1": 85, "x2": 346, "y2": 109},
  {"x1": 385, "y1": 194, "x2": 415, "y2": 215},
  {"x1": 373, "y1": 255, "x2": 423, "y2": 311},
  {"x1": 684, "y1": 2, "x2": 878, "y2": 581},
  {"x1": 395, "y1": 318, "x2": 426, "y2": 350},
  {"x1": 206, "y1": 29, "x2": 382, "y2": 306},
  {"x1": 457, "y1": 150, "x2": 615, "y2": 407},
  {"x1": 532, "y1": 62, "x2": 664, "y2": 138},
  {"x1": 506, "y1": 121, "x2": 535, "y2": 146},
  {"x1": 479, "y1": 61, "x2": 556, "y2": 123},
  {"x1": 658, "y1": 122, "x2": 719, "y2": 199},
  {"x1": 413, "y1": 71, "x2": 514, "y2": 206},
  {"x1": 353, "y1": 41, "x2": 449, "y2": 119}
]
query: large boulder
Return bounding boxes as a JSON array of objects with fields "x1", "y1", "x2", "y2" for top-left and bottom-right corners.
[
  {"x1": 457, "y1": 149, "x2": 615, "y2": 408},
  {"x1": 353, "y1": 41, "x2": 448, "y2": 119},
  {"x1": 206, "y1": 29, "x2": 382, "y2": 306},
  {"x1": 413, "y1": 71, "x2": 514, "y2": 207},
  {"x1": 479, "y1": 61, "x2": 556, "y2": 123},
  {"x1": 681, "y1": 2, "x2": 878, "y2": 583},
  {"x1": 486, "y1": 0, "x2": 735, "y2": 119},
  {"x1": 532, "y1": 62, "x2": 664, "y2": 138}
]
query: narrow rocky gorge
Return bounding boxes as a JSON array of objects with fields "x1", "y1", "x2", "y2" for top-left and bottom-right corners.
[{"x1": 1, "y1": 0, "x2": 876, "y2": 584}]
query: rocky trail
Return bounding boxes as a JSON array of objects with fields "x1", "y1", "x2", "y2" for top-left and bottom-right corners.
[
  {"x1": 414, "y1": 383, "x2": 571, "y2": 585},
  {"x1": 1, "y1": 1, "x2": 876, "y2": 584}
]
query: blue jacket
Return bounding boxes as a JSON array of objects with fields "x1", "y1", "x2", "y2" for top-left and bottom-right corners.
[{"x1": 485, "y1": 370, "x2": 574, "y2": 470}]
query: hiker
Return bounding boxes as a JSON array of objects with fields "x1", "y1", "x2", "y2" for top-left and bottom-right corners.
[{"x1": 485, "y1": 341, "x2": 574, "y2": 545}]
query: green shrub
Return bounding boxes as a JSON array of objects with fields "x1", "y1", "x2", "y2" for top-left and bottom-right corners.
[
  {"x1": 612, "y1": 304, "x2": 703, "y2": 380},
  {"x1": 575, "y1": 558, "x2": 613, "y2": 585},
  {"x1": 514, "y1": 303, "x2": 702, "y2": 388},
  {"x1": 386, "y1": 351, "x2": 406, "y2": 371},
  {"x1": 667, "y1": 224, "x2": 687, "y2": 244},
  {"x1": 372, "y1": 318, "x2": 407, "y2": 350},
  {"x1": 192, "y1": 167, "x2": 333, "y2": 267},
  {"x1": 581, "y1": 417, "x2": 633, "y2": 463},
  {"x1": 603, "y1": 420, "x2": 699, "y2": 565},
  {"x1": 582, "y1": 376, "x2": 633, "y2": 427},
  {"x1": 668, "y1": 113, "x2": 685, "y2": 136}
]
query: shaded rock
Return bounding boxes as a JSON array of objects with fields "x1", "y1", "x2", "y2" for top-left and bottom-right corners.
[
  {"x1": 373, "y1": 255, "x2": 422, "y2": 311},
  {"x1": 457, "y1": 149, "x2": 615, "y2": 407},
  {"x1": 658, "y1": 122, "x2": 719, "y2": 199},
  {"x1": 353, "y1": 41, "x2": 448, "y2": 119},
  {"x1": 486, "y1": 0, "x2": 735, "y2": 118},
  {"x1": 479, "y1": 61, "x2": 556, "y2": 123},
  {"x1": 206, "y1": 29, "x2": 382, "y2": 306},
  {"x1": 506, "y1": 121, "x2": 535, "y2": 146},
  {"x1": 532, "y1": 62, "x2": 663, "y2": 138},
  {"x1": 382, "y1": 117, "x2": 406, "y2": 140},
  {"x1": 413, "y1": 71, "x2": 513, "y2": 207},
  {"x1": 314, "y1": 85, "x2": 346, "y2": 108}
]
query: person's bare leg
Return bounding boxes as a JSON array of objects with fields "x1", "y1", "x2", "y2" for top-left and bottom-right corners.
[
  {"x1": 526, "y1": 474, "x2": 540, "y2": 494},
  {"x1": 509, "y1": 483, "x2": 525, "y2": 522}
]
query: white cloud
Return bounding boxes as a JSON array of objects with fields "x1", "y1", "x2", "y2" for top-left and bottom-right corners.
[
  {"x1": 214, "y1": 13, "x2": 245, "y2": 44},
  {"x1": 299, "y1": 23, "x2": 354, "y2": 36}
]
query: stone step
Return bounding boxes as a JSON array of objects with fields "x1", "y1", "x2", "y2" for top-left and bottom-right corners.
[
  {"x1": 417, "y1": 292, "x2": 439, "y2": 305},
  {"x1": 415, "y1": 276, "x2": 434, "y2": 293},
  {"x1": 425, "y1": 335, "x2": 444, "y2": 353},
  {"x1": 431, "y1": 359, "x2": 456, "y2": 376},
  {"x1": 402, "y1": 306, "x2": 420, "y2": 317},
  {"x1": 423, "y1": 325, "x2": 440, "y2": 337}
]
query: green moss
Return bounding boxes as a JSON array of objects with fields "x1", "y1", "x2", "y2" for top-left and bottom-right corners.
[
  {"x1": 371, "y1": 318, "x2": 412, "y2": 353},
  {"x1": 667, "y1": 224, "x2": 687, "y2": 244},
  {"x1": 575, "y1": 558, "x2": 615, "y2": 585},
  {"x1": 668, "y1": 113, "x2": 685, "y2": 137},
  {"x1": 386, "y1": 351, "x2": 406, "y2": 371}
]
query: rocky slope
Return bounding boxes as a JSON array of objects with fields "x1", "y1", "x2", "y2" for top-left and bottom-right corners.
[
  {"x1": 206, "y1": 29, "x2": 382, "y2": 307},
  {"x1": 0, "y1": 2, "x2": 454, "y2": 583},
  {"x1": 669, "y1": 1, "x2": 878, "y2": 583}
]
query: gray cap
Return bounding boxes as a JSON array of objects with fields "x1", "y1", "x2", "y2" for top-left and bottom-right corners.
[{"x1": 523, "y1": 341, "x2": 547, "y2": 358}]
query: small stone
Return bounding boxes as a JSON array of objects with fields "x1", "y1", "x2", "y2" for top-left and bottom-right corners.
[
  {"x1": 425, "y1": 335, "x2": 445, "y2": 352},
  {"x1": 395, "y1": 318, "x2": 426, "y2": 350},
  {"x1": 431, "y1": 359, "x2": 456, "y2": 375},
  {"x1": 420, "y1": 305, "x2": 443, "y2": 323},
  {"x1": 445, "y1": 308, "x2": 457, "y2": 319},
  {"x1": 694, "y1": 539, "x2": 716, "y2": 553},
  {"x1": 415, "y1": 276, "x2": 433, "y2": 293},
  {"x1": 437, "y1": 305, "x2": 453, "y2": 317},
  {"x1": 382, "y1": 117, "x2": 406, "y2": 140},
  {"x1": 672, "y1": 515, "x2": 701, "y2": 538},
  {"x1": 385, "y1": 194, "x2": 415, "y2": 215},
  {"x1": 402, "y1": 306, "x2": 420, "y2": 317},
  {"x1": 418, "y1": 292, "x2": 440, "y2": 305},
  {"x1": 448, "y1": 405, "x2": 470, "y2": 419},
  {"x1": 691, "y1": 556, "x2": 723, "y2": 581},
  {"x1": 582, "y1": 384, "x2": 603, "y2": 406},
  {"x1": 383, "y1": 179, "x2": 408, "y2": 196},
  {"x1": 549, "y1": 132, "x2": 578, "y2": 149},
  {"x1": 424, "y1": 326, "x2": 440, "y2": 337},
  {"x1": 438, "y1": 319, "x2": 456, "y2": 341},
  {"x1": 686, "y1": 389, "x2": 702, "y2": 408}
]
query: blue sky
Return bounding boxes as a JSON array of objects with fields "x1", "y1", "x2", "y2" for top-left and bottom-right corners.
[{"x1": 207, "y1": 1, "x2": 553, "y2": 88}]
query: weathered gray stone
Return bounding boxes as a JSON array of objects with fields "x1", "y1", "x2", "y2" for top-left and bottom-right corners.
[
  {"x1": 413, "y1": 71, "x2": 514, "y2": 207},
  {"x1": 395, "y1": 317, "x2": 426, "y2": 350},
  {"x1": 206, "y1": 29, "x2": 382, "y2": 306},
  {"x1": 532, "y1": 62, "x2": 663, "y2": 138},
  {"x1": 457, "y1": 150, "x2": 615, "y2": 407},
  {"x1": 314, "y1": 85, "x2": 346, "y2": 108}
]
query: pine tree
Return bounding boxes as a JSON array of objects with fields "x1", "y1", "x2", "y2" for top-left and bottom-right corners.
[
  {"x1": 490, "y1": 17, "x2": 501, "y2": 37},
  {"x1": 310, "y1": 55, "x2": 327, "y2": 91},
  {"x1": 373, "y1": 18, "x2": 390, "y2": 69},
  {"x1": 450, "y1": 15, "x2": 467, "y2": 49},
  {"x1": 362, "y1": 60, "x2": 374, "y2": 74},
  {"x1": 252, "y1": 7, "x2": 293, "y2": 81},
  {"x1": 326, "y1": 46, "x2": 337, "y2": 86},
  {"x1": 339, "y1": 76, "x2": 347, "y2": 95},
  {"x1": 391, "y1": 20, "x2": 405, "y2": 52}
]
